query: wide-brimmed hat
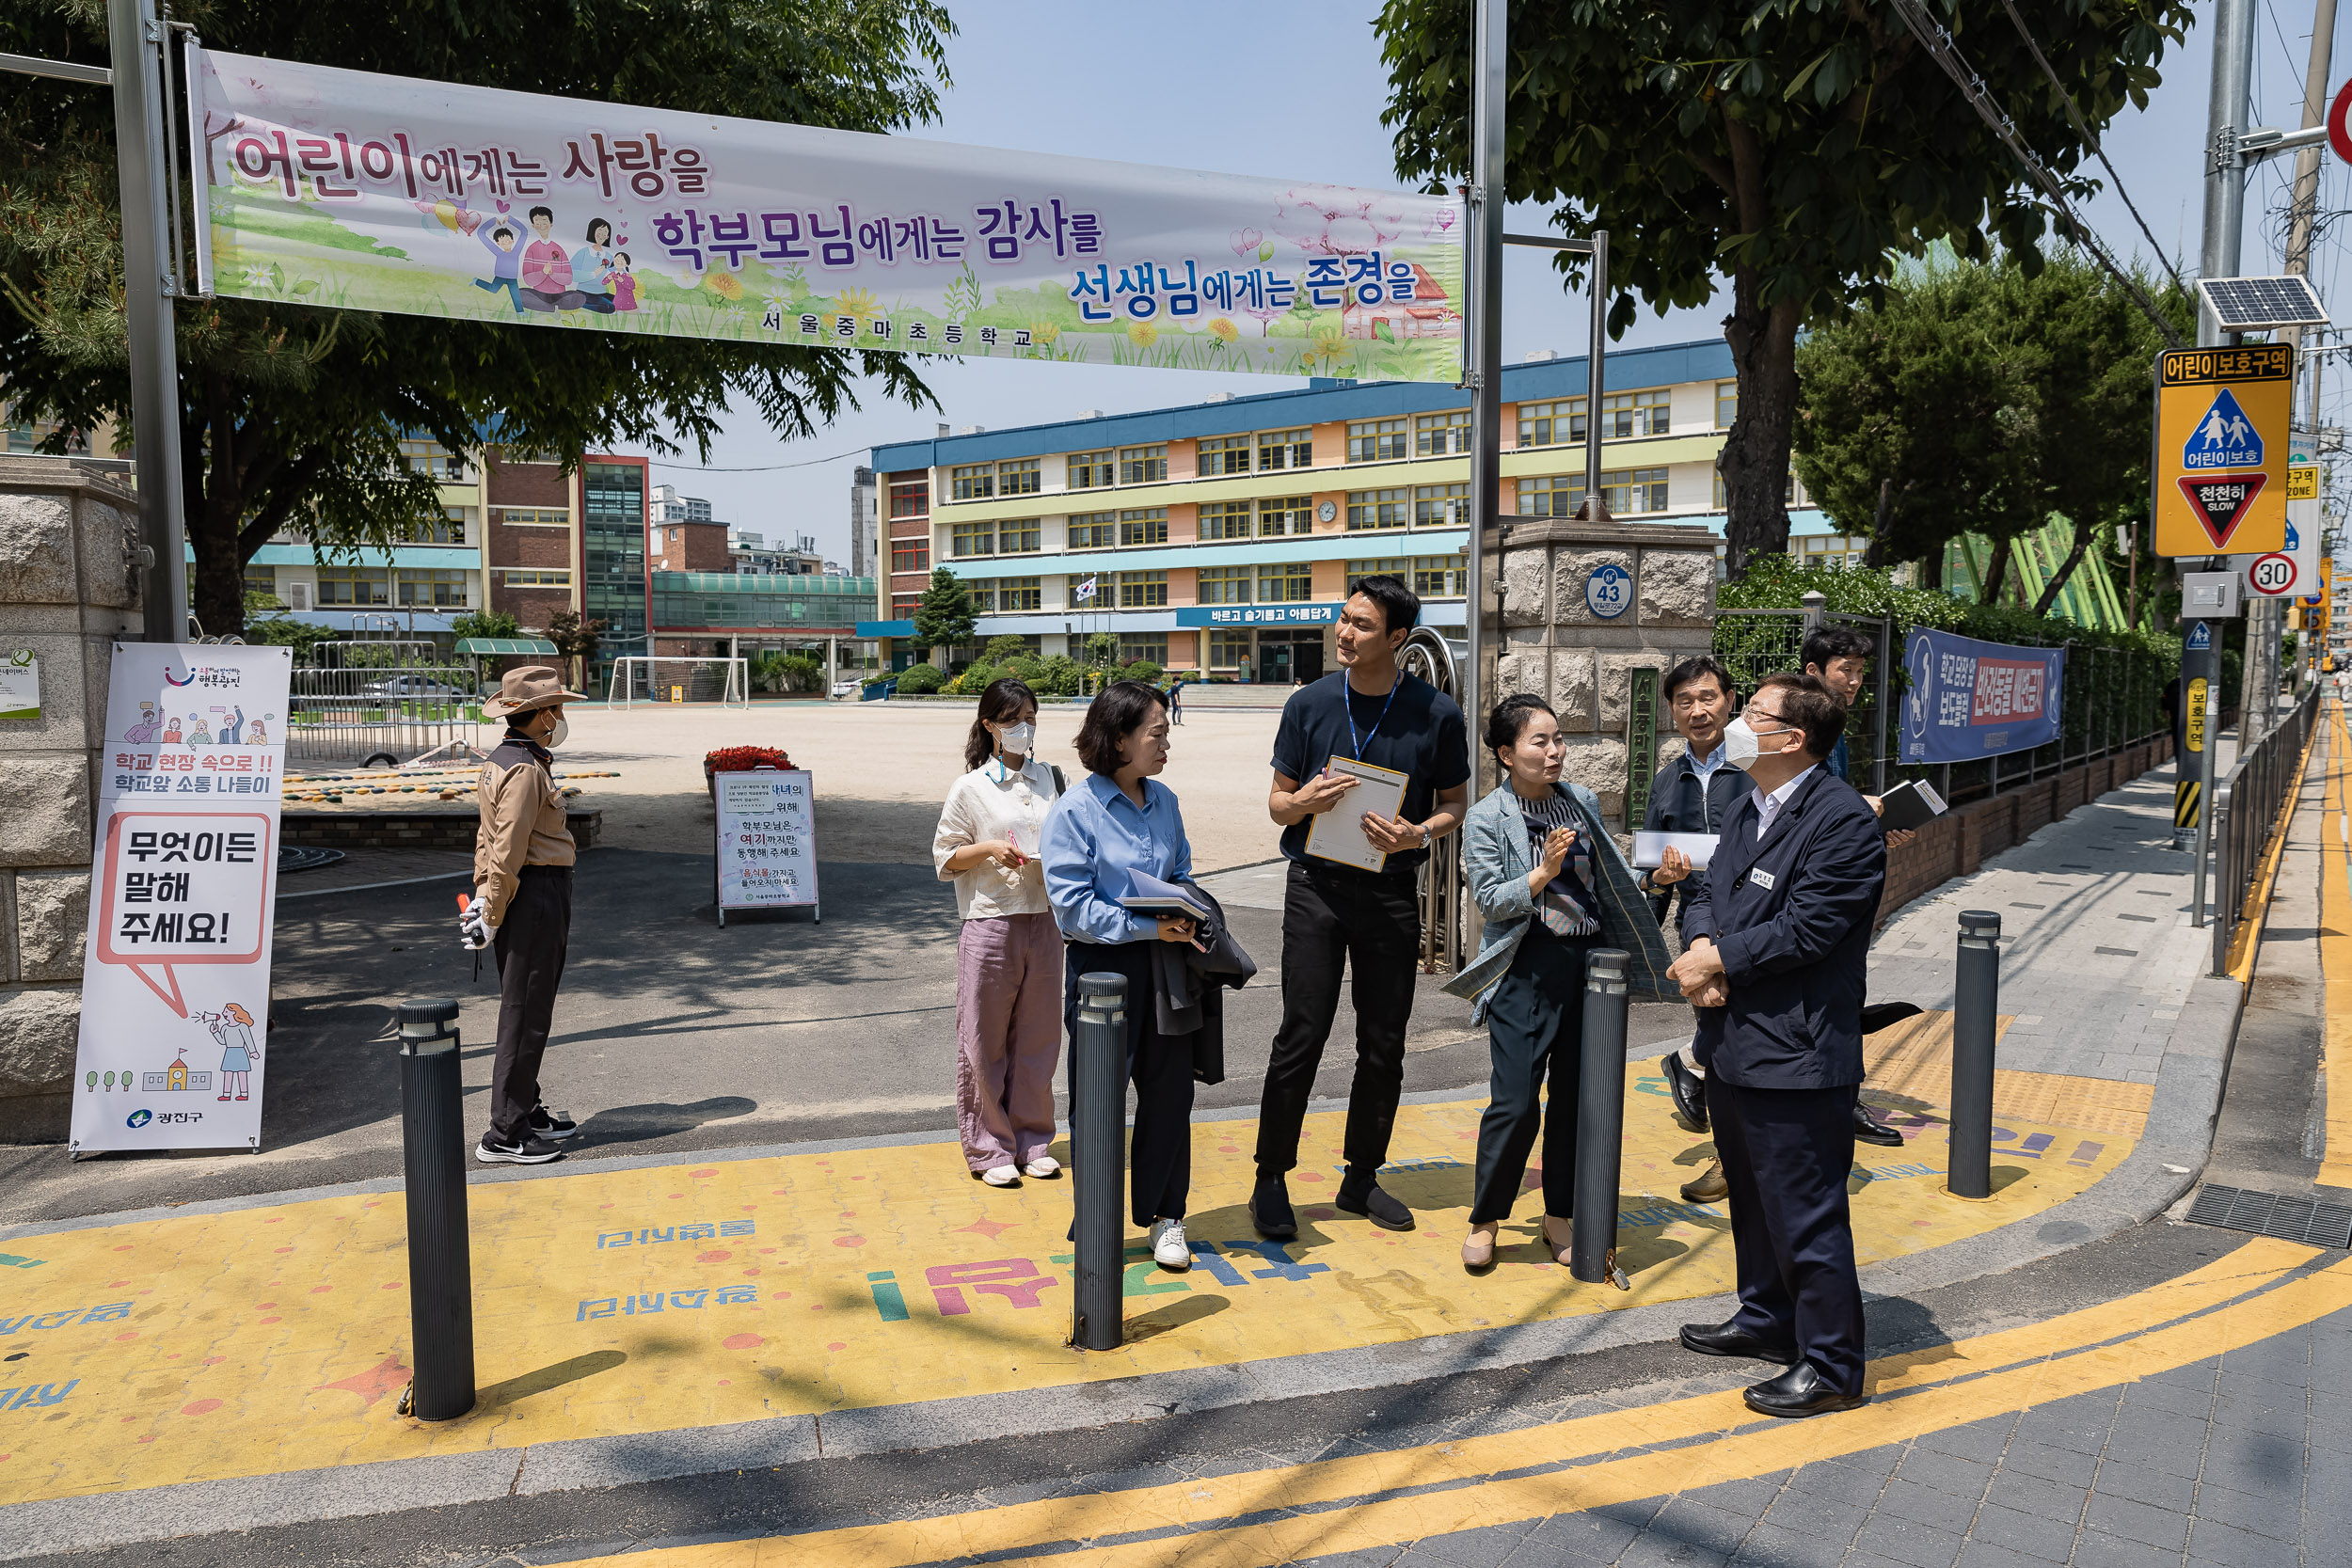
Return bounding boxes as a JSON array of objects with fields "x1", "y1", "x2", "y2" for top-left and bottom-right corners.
[{"x1": 482, "y1": 665, "x2": 585, "y2": 718}]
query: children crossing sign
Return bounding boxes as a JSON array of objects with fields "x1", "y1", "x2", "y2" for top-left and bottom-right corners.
[{"x1": 2153, "y1": 345, "x2": 2290, "y2": 556}]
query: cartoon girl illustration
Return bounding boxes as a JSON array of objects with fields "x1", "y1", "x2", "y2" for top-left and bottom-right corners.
[
  {"x1": 186, "y1": 712, "x2": 212, "y2": 745},
  {"x1": 246, "y1": 717, "x2": 268, "y2": 745},
  {"x1": 161, "y1": 715, "x2": 183, "y2": 744},
  {"x1": 209, "y1": 1004, "x2": 259, "y2": 1102},
  {"x1": 122, "y1": 702, "x2": 162, "y2": 743},
  {"x1": 573, "y1": 219, "x2": 617, "y2": 314},
  {"x1": 604, "y1": 251, "x2": 639, "y2": 312}
]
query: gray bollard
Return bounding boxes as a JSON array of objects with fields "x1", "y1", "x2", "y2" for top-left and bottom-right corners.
[
  {"x1": 1948, "y1": 911, "x2": 2002, "y2": 1200},
  {"x1": 396, "y1": 998, "x2": 475, "y2": 1420},
  {"x1": 1069, "y1": 972, "x2": 1127, "y2": 1351},
  {"x1": 1571, "y1": 949, "x2": 1632, "y2": 1287}
]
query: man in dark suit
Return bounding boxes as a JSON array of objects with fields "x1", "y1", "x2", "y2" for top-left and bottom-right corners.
[{"x1": 1668, "y1": 672, "x2": 1886, "y2": 1418}]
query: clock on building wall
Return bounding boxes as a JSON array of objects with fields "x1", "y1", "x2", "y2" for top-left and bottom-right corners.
[{"x1": 1317, "y1": 500, "x2": 1337, "y2": 523}]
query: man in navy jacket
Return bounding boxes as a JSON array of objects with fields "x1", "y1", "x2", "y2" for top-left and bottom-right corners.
[{"x1": 1668, "y1": 672, "x2": 1885, "y2": 1418}]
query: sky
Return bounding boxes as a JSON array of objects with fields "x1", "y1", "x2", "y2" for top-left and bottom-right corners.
[{"x1": 613, "y1": 0, "x2": 2352, "y2": 567}]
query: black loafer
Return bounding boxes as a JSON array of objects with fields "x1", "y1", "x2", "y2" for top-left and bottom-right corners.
[
  {"x1": 1661, "y1": 1052, "x2": 1708, "y2": 1130},
  {"x1": 1249, "y1": 1176, "x2": 1297, "y2": 1240},
  {"x1": 1742, "y1": 1361, "x2": 1867, "y2": 1418},
  {"x1": 1678, "y1": 1321, "x2": 1798, "y2": 1365},
  {"x1": 1860, "y1": 1002, "x2": 1924, "y2": 1035},
  {"x1": 1852, "y1": 1101, "x2": 1906, "y2": 1148},
  {"x1": 1336, "y1": 1181, "x2": 1416, "y2": 1231}
]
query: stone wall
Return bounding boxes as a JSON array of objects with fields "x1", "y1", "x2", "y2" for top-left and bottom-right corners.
[
  {"x1": 1484, "y1": 517, "x2": 1720, "y2": 824},
  {"x1": 0, "y1": 458, "x2": 145, "y2": 1124}
]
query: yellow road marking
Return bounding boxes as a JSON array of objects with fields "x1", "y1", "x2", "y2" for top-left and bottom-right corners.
[
  {"x1": 625, "y1": 1239, "x2": 2331, "y2": 1568},
  {"x1": 2319, "y1": 701, "x2": 2352, "y2": 1187}
]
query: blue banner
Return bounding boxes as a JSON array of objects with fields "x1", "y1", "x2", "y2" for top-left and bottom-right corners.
[
  {"x1": 1899, "y1": 629, "x2": 2065, "y2": 764},
  {"x1": 1175, "y1": 604, "x2": 1339, "y2": 628}
]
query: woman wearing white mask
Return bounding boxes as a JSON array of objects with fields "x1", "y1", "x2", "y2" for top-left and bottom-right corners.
[{"x1": 935, "y1": 677, "x2": 1066, "y2": 1185}]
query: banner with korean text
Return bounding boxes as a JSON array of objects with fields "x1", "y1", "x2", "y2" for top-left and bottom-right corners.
[
  {"x1": 197, "y1": 52, "x2": 1465, "y2": 382},
  {"x1": 70, "y1": 645, "x2": 292, "y2": 1154},
  {"x1": 1899, "y1": 628, "x2": 2065, "y2": 765}
]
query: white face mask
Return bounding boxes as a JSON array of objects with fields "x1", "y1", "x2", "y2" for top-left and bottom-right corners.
[
  {"x1": 544, "y1": 716, "x2": 568, "y2": 748},
  {"x1": 996, "y1": 721, "x2": 1036, "y2": 756},
  {"x1": 1722, "y1": 715, "x2": 1792, "y2": 773}
]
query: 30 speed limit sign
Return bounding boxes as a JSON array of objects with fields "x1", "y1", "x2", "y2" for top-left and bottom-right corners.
[{"x1": 2249, "y1": 552, "x2": 2298, "y2": 594}]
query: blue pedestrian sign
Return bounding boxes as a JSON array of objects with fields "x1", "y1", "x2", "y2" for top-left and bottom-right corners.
[
  {"x1": 2186, "y1": 621, "x2": 2213, "y2": 651},
  {"x1": 2183, "y1": 388, "x2": 2264, "y2": 471}
]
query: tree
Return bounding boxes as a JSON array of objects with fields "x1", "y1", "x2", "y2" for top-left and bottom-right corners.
[
  {"x1": 1, "y1": 0, "x2": 952, "y2": 634},
  {"x1": 451, "y1": 609, "x2": 521, "y2": 642},
  {"x1": 912, "y1": 568, "x2": 975, "y2": 659},
  {"x1": 1378, "y1": 0, "x2": 2193, "y2": 576},
  {"x1": 1793, "y1": 248, "x2": 2188, "y2": 606},
  {"x1": 546, "y1": 607, "x2": 605, "y2": 689}
]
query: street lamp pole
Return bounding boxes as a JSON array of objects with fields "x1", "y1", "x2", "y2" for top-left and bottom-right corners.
[{"x1": 1463, "y1": 0, "x2": 1506, "y2": 791}]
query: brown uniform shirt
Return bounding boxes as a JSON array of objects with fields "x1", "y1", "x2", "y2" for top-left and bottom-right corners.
[{"x1": 474, "y1": 734, "x2": 575, "y2": 924}]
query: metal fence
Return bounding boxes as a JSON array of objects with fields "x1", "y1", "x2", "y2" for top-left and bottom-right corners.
[
  {"x1": 288, "y1": 660, "x2": 485, "y2": 770},
  {"x1": 1711, "y1": 602, "x2": 1892, "y2": 792},
  {"x1": 2208, "y1": 686, "x2": 2321, "y2": 974}
]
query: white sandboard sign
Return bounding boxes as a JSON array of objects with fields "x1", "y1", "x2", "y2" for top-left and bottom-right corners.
[
  {"x1": 71, "y1": 644, "x2": 291, "y2": 1153},
  {"x1": 713, "y1": 769, "x2": 818, "y2": 926}
]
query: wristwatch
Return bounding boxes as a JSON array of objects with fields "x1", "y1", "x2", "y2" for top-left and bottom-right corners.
[{"x1": 1417, "y1": 822, "x2": 1434, "y2": 849}]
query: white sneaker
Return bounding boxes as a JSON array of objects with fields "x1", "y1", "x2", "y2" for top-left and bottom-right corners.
[
  {"x1": 1150, "y1": 1217, "x2": 1191, "y2": 1270},
  {"x1": 980, "y1": 1164, "x2": 1020, "y2": 1187},
  {"x1": 1023, "y1": 1156, "x2": 1061, "y2": 1179}
]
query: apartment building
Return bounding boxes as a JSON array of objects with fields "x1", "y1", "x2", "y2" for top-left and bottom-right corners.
[{"x1": 857, "y1": 337, "x2": 1833, "y2": 675}]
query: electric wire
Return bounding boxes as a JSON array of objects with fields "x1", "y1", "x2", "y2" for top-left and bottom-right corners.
[
  {"x1": 641, "y1": 444, "x2": 872, "y2": 473},
  {"x1": 1885, "y1": 0, "x2": 2186, "y2": 348}
]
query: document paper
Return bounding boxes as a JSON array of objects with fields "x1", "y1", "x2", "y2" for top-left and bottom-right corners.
[
  {"x1": 1303, "y1": 757, "x2": 1409, "y2": 873},
  {"x1": 1631, "y1": 832, "x2": 1720, "y2": 870}
]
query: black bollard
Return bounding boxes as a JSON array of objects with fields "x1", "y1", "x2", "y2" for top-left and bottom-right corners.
[
  {"x1": 1948, "y1": 911, "x2": 2002, "y2": 1200},
  {"x1": 1069, "y1": 972, "x2": 1127, "y2": 1351},
  {"x1": 396, "y1": 998, "x2": 475, "y2": 1420},
  {"x1": 1571, "y1": 949, "x2": 1632, "y2": 1287}
]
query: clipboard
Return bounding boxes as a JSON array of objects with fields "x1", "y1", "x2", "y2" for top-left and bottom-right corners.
[{"x1": 1304, "y1": 757, "x2": 1409, "y2": 872}]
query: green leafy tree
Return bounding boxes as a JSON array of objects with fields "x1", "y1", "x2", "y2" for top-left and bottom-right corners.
[
  {"x1": 545, "y1": 607, "x2": 605, "y2": 690},
  {"x1": 913, "y1": 567, "x2": 975, "y2": 658},
  {"x1": 1378, "y1": 0, "x2": 2193, "y2": 576},
  {"x1": 1, "y1": 0, "x2": 952, "y2": 635},
  {"x1": 982, "y1": 634, "x2": 1029, "y2": 661},
  {"x1": 450, "y1": 609, "x2": 520, "y2": 642}
]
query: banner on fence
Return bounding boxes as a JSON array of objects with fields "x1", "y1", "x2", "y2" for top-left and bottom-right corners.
[
  {"x1": 197, "y1": 51, "x2": 1465, "y2": 382},
  {"x1": 71, "y1": 645, "x2": 292, "y2": 1154},
  {"x1": 1899, "y1": 628, "x2": 2066, "y2": 765}
]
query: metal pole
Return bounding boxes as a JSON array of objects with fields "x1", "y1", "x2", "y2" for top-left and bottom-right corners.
[
  {"x1": 1462, "y1": 0, "x2": 1505, "y2": 790},
  {"x1": 1570, "y1": 948, "x2": 1630, "y2": 1286},
  {"x1": 106, "y1": 0, "x2": 189, "y2": 641},
  {"x1": 396, "y1": 998, "x2": 475, "y2": 1420},
  {"x1": 1582, "y1": 231, "x2": 1609, "y2": 515},
  {"x1": 1947, "y1": 911, "x2": 2001, "y2": 1200},
  {"x1": 2189, "y1": 619, "x2": 2220, "y2": 918},
  {"x1": 1068, "y1": 971, "x2": 1126, "y2": 1351}
]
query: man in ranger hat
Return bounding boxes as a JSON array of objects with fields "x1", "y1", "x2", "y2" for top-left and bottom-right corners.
[{"x1": 463, "y1": 665, "x2": 588, "y2": 1164}]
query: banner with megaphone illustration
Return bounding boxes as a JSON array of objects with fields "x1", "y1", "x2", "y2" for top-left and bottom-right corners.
[{"x1": 70, "y1": 644, "x2": 291, "y2": 1154}]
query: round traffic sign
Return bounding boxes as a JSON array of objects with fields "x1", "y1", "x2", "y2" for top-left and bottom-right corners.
[
  {"x1": 2250, "y1": 552, "x2": 2298, "y2": 594},
  {"x1": 2333, "y1": 77, "x2": 2352, "y2": 166},
  {"x1": 1585, "y1": 562, "x2": 1632, "y2": 619}
]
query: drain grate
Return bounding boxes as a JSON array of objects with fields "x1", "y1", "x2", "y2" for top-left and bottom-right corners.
[{"x1": 2185, "y1": 1184, "x2": 2352, "y2": 1248}]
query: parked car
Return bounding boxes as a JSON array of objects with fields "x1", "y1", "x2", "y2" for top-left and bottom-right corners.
[{"x1": 831, "y1": 679, "x2": 863, "y2": 699}]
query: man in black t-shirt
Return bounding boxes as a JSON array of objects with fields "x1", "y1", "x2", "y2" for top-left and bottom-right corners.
[{"x1": 1252, "y1": 576, "x2": 1471, "y2": 1238}]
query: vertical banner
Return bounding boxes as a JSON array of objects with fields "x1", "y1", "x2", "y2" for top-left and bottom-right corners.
[
  {"x1": 1899, "y1": 628, "x2": 2066, "y2": 764},
  {"x1": 71, "y1": 645, "x2": 292, "y2": 1154},
  {"x1": 713, "y1": 769, "x2": 818, "y2": 923}
]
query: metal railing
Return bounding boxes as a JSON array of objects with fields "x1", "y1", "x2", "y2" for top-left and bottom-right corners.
[
  {"x1": 288, "y1": 664, "x2": 485, "y2": 769},
  {"x1": 2208, "y1": 686, "x2": 2322, "y2": 974}
]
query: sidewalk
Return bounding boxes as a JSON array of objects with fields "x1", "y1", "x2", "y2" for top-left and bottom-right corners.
[{"x1": 0, "y1": 750, "x2": 2280, "y2": 1557}]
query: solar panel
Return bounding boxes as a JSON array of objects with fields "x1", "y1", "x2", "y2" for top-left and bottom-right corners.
[{"x1": 2199, "y1": 276, "x2": 2329, "y2": 331}]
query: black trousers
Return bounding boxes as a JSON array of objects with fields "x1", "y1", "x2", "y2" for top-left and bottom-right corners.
[
  {"x1": 1064, "y1": 940, "x2": 1195, "y2": 1227},
  {"x1": 1253, "y1": 861, "x2": 1422, "y2": 1183},
  {"x1": 490, "y1": 865, "x2": 571, "y2": 1143},
  {"x1": 1707, "y1": 1074, "x2": 1867, "y2": 1395},
  {"x1": 1470, "y1": 927, "x2": 1596, "y2": 1224}
]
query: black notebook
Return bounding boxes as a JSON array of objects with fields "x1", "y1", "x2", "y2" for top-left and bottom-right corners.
[{"x1": 1878, "y1": 778, "x2": 1949, "y2": 832}]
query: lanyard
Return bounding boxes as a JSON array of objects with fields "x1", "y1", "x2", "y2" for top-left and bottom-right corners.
[{"x1": 1345, "y1": 677, "x2": 1400, "y2": 762}]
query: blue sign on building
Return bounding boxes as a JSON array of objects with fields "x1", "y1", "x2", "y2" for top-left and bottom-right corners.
[{"x1": 1175, "y1": 604, "x2": 1342, "y2": 628}]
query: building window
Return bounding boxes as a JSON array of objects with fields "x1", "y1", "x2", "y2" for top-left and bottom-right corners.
[
  {"x1": 1198, "y1": 565, "x2": 1253, "y2": 605},
  {"x1": 1118, "y1": 634, "x2": 1169, "y2": 666},
  {"x1": 1599, "y1": 467, "x2": 1672, "y2": 515},
  {"x1": 501, "y1": 568, "x2": 573, "y2": 587},
  {"x1": 1209, "y1": 629, "x2": 1252, "y2": 669},
  {"x1": 1068, "y1": 571, "x2": 1111, "y2": 608},
  {"x1": 1416, "y1": 411, "x2": 1470, "y2": 456},
  {"x1": 1345, "y1": 557, "x2": 1409, "y2": 583},
  {"x1": 316, "y1": 566, "x2": 391, "y2": 606},
  {"x1": 1119, "y1": 445, "x2": 1167, "y2": 484},
  {"x1": 1069, "y1": 511, "x2": 1118, "y2": 549},
  {"x1": 1517, "y1": 399, "x2": 1582, "y2": 448},
  {"x1": 1786, "y1": 471, "x2": 1809, "y2": 508},
  {"x1": 396, "y1": 437, "x2": 470, "y2": 483},
  {"x1": 1068, "y1": 449, "x2": 1115, "y2": 489},
  {"x1": 1199, "y1": 500, "x2": 1254, "y2": 541},
  {"x1": 1198, "y1": 434, "x2": 1252, "y2": 477},
  {"x1": 949, "y1": 464, "x2": 995, "y2": 502},
  {"x1": 996, "y1": 518, "x2": 1041, "y2": 553},
  {"x1": 1413, "y1": 554, "x2": 1466, "y2": 597},
  {"x1": 1346, "y1": 418, "x2": 1407, "y2": 464},
  {"x1": 950, "y1": 520, "x2": 996, "y2": 558},
  {"x1": 993, "y1": 576, "x2": 1043, "y2": 611},
  {"x1": 995, "y1": 458, "x2": 1041, "y2": 498},
  {"x1": 394, "y1": 510, "x2": 469, "y2": 546},
  {"x1": 398, "y1": 568, "x2": 470, "y2": 608},
  {"x1": 891, "y1": 539, "x2": 930, "y2": 573},
  {"x1": 1258, "y1": 428, "x2": 1313, "y2": 470},
  {"x1": 1119, "y1": 507, "x2": 1168, "y2": 546},
  {"x1": 1716, "y1": 381, "x2": 1738, "y2": 429},
  {"x1": 501, "y1": 508, "x2": 568, "y2": 527},
  {"x1": 1347, "y1": 487, "x2": 1408, "y2": 530},
  {"x1": 1119, "y1": 570, "x2": 1168, "y2": 609},
  {"x1": 1599, "y1": 389, "x2": 1672, "y2": 438},
  {"x1": 1260, "y1": 562, "x2": 1312, "y2": 602},
  {"x1": 889, "y1": 480, "x2": 930, "y2": 517},
  {"x1": 1518, "y1": 474, "x2": 1583, "y2": 518},
  {"x1": 892, "y1": 593, "x2": 920, "y2": 617},
  {"x1": 243, "y1": 568, "x2": 278, "y2": 601},
  {"x1": 1259, "y1": 496, "x2": 1313, "y2": 536},
  {"x1": 1413, "y1": 483, "x2": 1467, "y2": 528}
]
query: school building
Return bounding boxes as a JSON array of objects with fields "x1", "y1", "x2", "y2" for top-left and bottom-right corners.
[{"x1": 855, "y1": 336, "x2": 1857, "y2": 676}]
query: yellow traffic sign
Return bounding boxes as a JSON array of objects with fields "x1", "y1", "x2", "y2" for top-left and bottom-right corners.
[
  {"x1": 2290, "y1": 463, "x2": 2319, "y2": 499},
  {"x1": 2154, "y1": 345, "x2": 2290, "y2": 556}
]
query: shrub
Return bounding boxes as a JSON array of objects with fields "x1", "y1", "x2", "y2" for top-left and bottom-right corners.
[
  {"x1": 1116, "y1": 660, "x2": 1163, "y2": 686},
  {"x1": 949, "y1": 660, "x2": 1000, "y2": 695},
  {"x1": 777, "y1": 653, "x2": 825, "y2": 692},
  {"x1": 1035, "y1": 655, "x2": 1085, "y2": 697},
  {"x1": 895, "y1": 662, "x2": 945, "y2": 694},
  {"x1": 983, "y1": 635, "x2": 1030, "y2": 662}
]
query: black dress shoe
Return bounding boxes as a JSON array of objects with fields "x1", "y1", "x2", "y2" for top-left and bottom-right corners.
[
  {"x1": 1677, "y1": 1321, "x2": 1798, "y2": 1365},
  {"x1": 1661, "y1": 1052, "x2": 1708, "y2": 1130},
  {"x1": 1742, "y1": 1361, "x2": 1867, "y2": 1418},
  {"x1": 1336, "y1": 1181, "x2": 1416, "y2": 1230},
  {"x1": 1859, "y1": 1001, "x2": 1924, "y2": 1035},
  {"x1": 1852, "y1": 1101, "x2": 1906, "y2": 1148},
  {"x1": 1249, "y1": 1175, "x2": 1297, "y2": 1239}
]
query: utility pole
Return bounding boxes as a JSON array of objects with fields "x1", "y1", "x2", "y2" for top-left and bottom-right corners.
[
  {"x1": 2285, "y1": 0, "x2": 2338, "y2": 691},
  {"x1": 1462, "y1": 0, "x2": 1505, "y2": 789}
]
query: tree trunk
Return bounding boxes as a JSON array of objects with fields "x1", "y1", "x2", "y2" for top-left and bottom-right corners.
[
  {"x1": 1979, "y1": 537, "x2": 2010, "y2": 606},
  {"x1": 1863, "y1": 478, "x2": 1894, "y2": 568},
  {"x1": 2030, "y1": 515, "x2": 2094, "y2": 616},
  {"x1": 1719, "y1": 277, "x2": 1802, "y2": 579},
  {"x1": 1920, "y1": 549, "x2": 1944, "y2": 591}
]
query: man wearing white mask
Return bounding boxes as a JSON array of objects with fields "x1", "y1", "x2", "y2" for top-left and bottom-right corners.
[{"x1": 465, "y1": 666, "x2": 586, "y2": 1164}]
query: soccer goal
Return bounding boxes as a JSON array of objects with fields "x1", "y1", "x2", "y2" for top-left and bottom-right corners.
[{"x1": 610, "y1": 657, "x2": 751, "y2": 710}]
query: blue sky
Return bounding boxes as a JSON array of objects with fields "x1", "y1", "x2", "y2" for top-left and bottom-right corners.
[{"x1": 618, "y1": 0, "x2": 2352, "y2": 562}]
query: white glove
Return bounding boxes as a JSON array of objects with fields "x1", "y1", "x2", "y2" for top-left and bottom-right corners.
[{"x1": 459, "y1": 894, "x2": 494, "y2": 951}]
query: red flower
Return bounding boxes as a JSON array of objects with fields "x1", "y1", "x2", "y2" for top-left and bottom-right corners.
[{"x1": 704, "y1": 745, "x2": 794, "y2": 775}]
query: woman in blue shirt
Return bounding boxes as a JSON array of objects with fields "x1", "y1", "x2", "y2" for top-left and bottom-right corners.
[{"x1": 1041, "y1": 679, "x2": 1200, "y2": 1272}]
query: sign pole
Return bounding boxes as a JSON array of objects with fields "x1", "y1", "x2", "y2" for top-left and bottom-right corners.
[{"x1": 1462, "y1": 0, "x2": 1505, "y2": 794}]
